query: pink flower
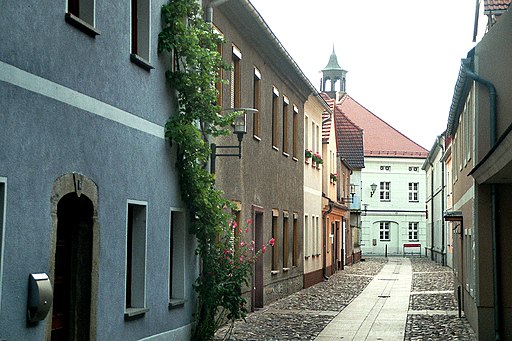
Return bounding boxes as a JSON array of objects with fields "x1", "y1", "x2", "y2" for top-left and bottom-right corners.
[
  {"x1": 245, "y1": 227, "x2": 249, "y2": 234},
  {"x1": 240, "y1": 241, "x2": 245, "y2": 247},
  {"x1": 239, "y1": 256, "x2": 244, "y2": 262},
  {"x1": 262, "y1": 245, "x2": 267, "y2": 254},
  {"x1": 246, "y1": 218, "x2": 253, "y2": 225},
  {"x1": 230, "y1": 220, "x2": 238, "y2": 229},
  {"x1": 269, "y1": 238, "x2": 275, "y2": 247}
]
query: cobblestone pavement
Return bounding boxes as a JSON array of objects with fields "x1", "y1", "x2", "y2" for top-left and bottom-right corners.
[
  {"x1": 215, "y1": 257, "x2": 477, "y2": 340},
  {"x1": 406, "y1": 257, "x2": 477, "y2": 341}
]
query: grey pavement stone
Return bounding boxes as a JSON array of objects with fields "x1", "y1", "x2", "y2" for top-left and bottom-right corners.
[{"x1": 215, "y1": 257, "x2": 477, "y2": 340}]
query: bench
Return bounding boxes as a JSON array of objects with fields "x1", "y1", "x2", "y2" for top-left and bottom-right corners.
[{"x1": 403, "y1": 243, "x2": 421, "y2": 257}]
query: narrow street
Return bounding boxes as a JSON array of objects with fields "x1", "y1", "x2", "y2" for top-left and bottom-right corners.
[{"x1": 216, "y1": 257, "x2": 476, "y2": 340}]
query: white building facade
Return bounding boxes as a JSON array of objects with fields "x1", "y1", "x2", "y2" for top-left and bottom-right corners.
[{"x1": 360, "y1": 157, "x2": 427, "y2": 255}]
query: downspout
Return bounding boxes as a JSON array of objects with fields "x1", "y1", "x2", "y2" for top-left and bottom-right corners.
[
  {"x1": 440, "y1": 138, "x2": 446, "y2": 266},
  {"x1": 322, "y1": 196, "x2": 334, "y2": 280},
  {"x1": 430, "y1": 164, "x2": 435, "y2": 261},
  {"x1": 205, "y1": 0, "x2": 230, "y2": 23},
  {"x1": 461, "y1": 62, "x2": 501, "y2": 340}
]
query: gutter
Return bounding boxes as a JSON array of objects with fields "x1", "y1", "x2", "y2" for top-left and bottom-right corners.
[
  {"x1": 459, "y1": 59, "x2": 501, "y2": 340},
  {"x1": 322, "y1": 194, "x2": 334, "y2": 280}
]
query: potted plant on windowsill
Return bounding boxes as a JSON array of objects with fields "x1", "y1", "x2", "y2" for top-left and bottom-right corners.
[
  {"x1": 305, "y1": 149, "x2": 312, "y2": 164},
  {"x1": 330, "y1": 173, "x2": 337, "y2": 183},
  {"x1": 312, "y1": 152, "x2": 323, "y2": 168}
]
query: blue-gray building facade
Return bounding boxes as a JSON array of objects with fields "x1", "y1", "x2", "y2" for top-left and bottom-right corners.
[{"x1": 0, "y1": 1, "x2": 197, "y2": 340}]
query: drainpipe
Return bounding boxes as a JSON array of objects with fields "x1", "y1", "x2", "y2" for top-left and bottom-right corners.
[
  {"x1": 205, "y1": 0, "x2": 230, "y2": 23},
  {"x1": 461, "y1": 62, "x2": 501, "y2": 340},
  {"x1": 440, "y1": 138, "x2": 446, "y2": 266},
  {"x1": 430, "y1": 164, "x2": 435, "y2": 261},
  {"x1": 322, "y1": 196, "x2": 334, "y2": 280}
]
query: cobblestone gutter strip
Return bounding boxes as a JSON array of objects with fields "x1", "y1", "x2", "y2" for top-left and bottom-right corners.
[
  {"x1": 405, "y1": 314, "x2": 477, "y2": 341},
  {"x1": 406, "y1": 258, "x2": 477, "y2": 341},
  {"x1": 215, "y1": 258, "x2": 387, "y2": 340}
]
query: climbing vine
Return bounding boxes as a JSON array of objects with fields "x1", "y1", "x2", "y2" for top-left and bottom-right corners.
[{"x1": 158, "y1": 1, "x2": 263, "y2": 339}]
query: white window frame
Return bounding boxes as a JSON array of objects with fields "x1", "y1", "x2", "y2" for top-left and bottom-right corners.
[
  {"x1": 380, "y1": 182, "x2": 390, "y2": 201},
  {"x1": 125, "y1": 200, "x2": 148, "y2": 317},
  {"x1": 304, "y1": 214, "x2": 310, "y2": 257},
  {"x1": 169, "y1": 207, "x2": 186, "y2": 308},
  {"x1": 408, "y1": 222, "x2": 419, "y2": 241},
  {"x1": 65, "y1": 0, "x2": 99, "y2": 37},
  {"x1": 379, "y1": 222, "x2": 390, "y2": 241},
  {"x1": 131, "y1": 0, "x2": 152, "y2": 65},
  {"x1": 408, "y1": 182, "x2": 419, "y2": 202}
]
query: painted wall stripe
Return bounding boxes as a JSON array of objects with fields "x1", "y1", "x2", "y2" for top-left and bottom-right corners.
[{"x1": 0, "y1": 61, "x2": 165, "y2": 139}]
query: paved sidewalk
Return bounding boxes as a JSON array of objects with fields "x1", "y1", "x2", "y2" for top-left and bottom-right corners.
[{"x1": 316, "y1": 258, "x2": 411, "y2": 340}]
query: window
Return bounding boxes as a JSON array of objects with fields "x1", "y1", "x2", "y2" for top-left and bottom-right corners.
[
  {"x1": 66, "y1": 0, "x2": 99, "y2": 37},
  {"x1": 292, "y1": 213, "x2": 298, "y2": 266},
  {"x1": 272, "y1": 87, "x2": 279, "y2": 148},
  {"x1": 379, "y1": 222, "x2": 390, "y2": 241},
  {"x1": 409, "y1": 182, "x2": 419, "y2": 202},
  {"x1": 253, "y1": 68, "x2": 261, "y2": 137},
  {"x1": 380, "y1": 165, "x2": 391, "y2": 171},
  {"x1": 0, "y1": 179, "x2": 5, "y2": 310},
  {"x1": 304, "y1": 215, "x2": 310, "y2": 257},
  {"x1": 304, "y1": 116, "x2": 309, "y2": 151},
  {"x1": 272, "y1": 210, "x2": 279, "y2": 271},
  {"x1": 311, "y1": 121, "x2": 316, "y2": 153},
  {"x1": 282, "y1": 97, "x2": 289, "y2": 154},
  {"x1": 380, "y1": 182, "x2": 390, "y2": 201},
  {"x1": 282, "y1": 212, "x2": 289, "y2": 269},
  {"x1": 408, "y1": 222, "x2": 419, "y2": 241},
  {"x1": 214, "y1": 27, "x2": 223, "y2": 108},
  {"x1": 292, "y1": 106, "x2": 299, "y2": 158},
  {"x1": 409, "y1": 166, "x2": 419, "y2": 172},
  {"x1": 125, "y1": 201, "x2": 148, "y2": 316},
  {"x1": 315, "y1": 216, "x2": 320, "y2": 255},
  {"x1": 169, "y1": 209, "x2": 185, "y2": 307},
  {"x1": 230, "y1": 46, "x2": 242, "y2": 109},
  {"x1": 131, "y1": 0, "x2": 151, "y2": 68}
]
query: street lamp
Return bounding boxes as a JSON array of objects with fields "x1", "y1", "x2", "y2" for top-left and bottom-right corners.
[
  {"x1": 370, "y1": 183, "x2": 377, "y2": 197},
  {"x1": 210, "y1": 108, "x2": 256, "y2": 174}
]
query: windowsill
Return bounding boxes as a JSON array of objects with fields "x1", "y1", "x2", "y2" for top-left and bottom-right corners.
[
  {"x1": 282, "y1": 152, "x2": 289, "y2": 157},
  {"x1": 270, "y1": 270, "x2": 279, "y2": 275},
  {"x1": 124, "y1": 307, "x2": 149, "y2": 320},
  {"x1": 272, "y1": 146, "x2": 279, "y2": 151},
  {"x1": 380, "y1": 240, "x2": 390, "y2": 242},
  {"x1": 380, "y1": 200, "x2": 391, "y2": 202},
  {"x1": 253, "y1": 135, "x2": 261, "y2": 142},
  {"x1": 292, "y1": 157, "x2": 298, "y2": 162},
  {"x1": 130, "y1": 54, "x2": 154, "y2": 71},
  {"x1": 65, "y1": 13, "x2": 100, "y2": 37},
  {"x1": 283, "y1": 267, "x2": 290, "y2": 272},
  {"x1": 305, "y1": 256, "x2": 310, "y2": 259},
  {"x1": 409, "y1": 200, "x2": 419, "y2": 203},
  {"x1": 168, "y1": 298, "x2": 185, "y2": 309}
]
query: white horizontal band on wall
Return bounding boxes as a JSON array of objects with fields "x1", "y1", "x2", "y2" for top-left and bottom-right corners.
[{"x1": 0, "y1": 61, "x2": 165, "y2": 139}]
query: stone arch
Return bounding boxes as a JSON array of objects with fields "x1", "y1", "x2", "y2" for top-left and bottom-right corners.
[{"x1": 47, "y1": 173, "x2": 99, "y2": 341}]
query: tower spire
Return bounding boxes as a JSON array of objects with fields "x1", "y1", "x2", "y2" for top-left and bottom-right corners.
[{"x1": 321, "y1": 45, "x2": 347, "y2": 98}]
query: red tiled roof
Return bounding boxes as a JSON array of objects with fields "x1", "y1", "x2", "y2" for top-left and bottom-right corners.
[
  {"x1": 337, "y1": 95, "x2": 428, "y2": 159},
  {"x1": 484, "y1": 0, "x2": 511, "y2": 14},
  {"x1": 322, "y1": 94, "x2": 365, "y2": 169},
  {"x1": 322, "y1": 110, "x2": 332, "y2": 143}
]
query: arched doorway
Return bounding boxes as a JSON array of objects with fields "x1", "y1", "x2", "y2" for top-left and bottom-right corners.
[
  {"x1": 51, "y1": 193, "x2": 93, "y2": 341},
  {"x1": 49, "y1": 173, "x2": 99, "y2": 341}
]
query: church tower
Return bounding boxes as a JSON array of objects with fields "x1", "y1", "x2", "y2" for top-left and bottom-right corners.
[{"x1": 321, "y1": 47, "x2": 347, "y2": 99}]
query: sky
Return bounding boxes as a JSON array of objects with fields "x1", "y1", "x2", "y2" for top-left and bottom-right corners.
[{"x1": 249, "y1": 0, "x2": 486, "y2": 150}]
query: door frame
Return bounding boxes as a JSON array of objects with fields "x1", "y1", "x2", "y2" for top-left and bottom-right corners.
[{"x1": 48, "y1": 173, "x2": 99, "y2": 340}]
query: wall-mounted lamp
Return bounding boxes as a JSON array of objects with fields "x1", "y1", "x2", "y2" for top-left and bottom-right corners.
[
  {"x1": 210, "y1": 108, "x2": 257, "y2": 174},
  {"x1": 370, "y1": 183, "x2": 377, "y2": 197}
]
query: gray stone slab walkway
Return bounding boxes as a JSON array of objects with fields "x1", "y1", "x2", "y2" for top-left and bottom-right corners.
[{"x1": 315, "y1": 258, "x2": 411, "y2": 341}]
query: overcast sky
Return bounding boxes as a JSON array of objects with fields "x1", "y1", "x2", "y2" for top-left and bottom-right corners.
[{"x1": 249, "y1": 0, "x2": 485, "y2": 149}]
